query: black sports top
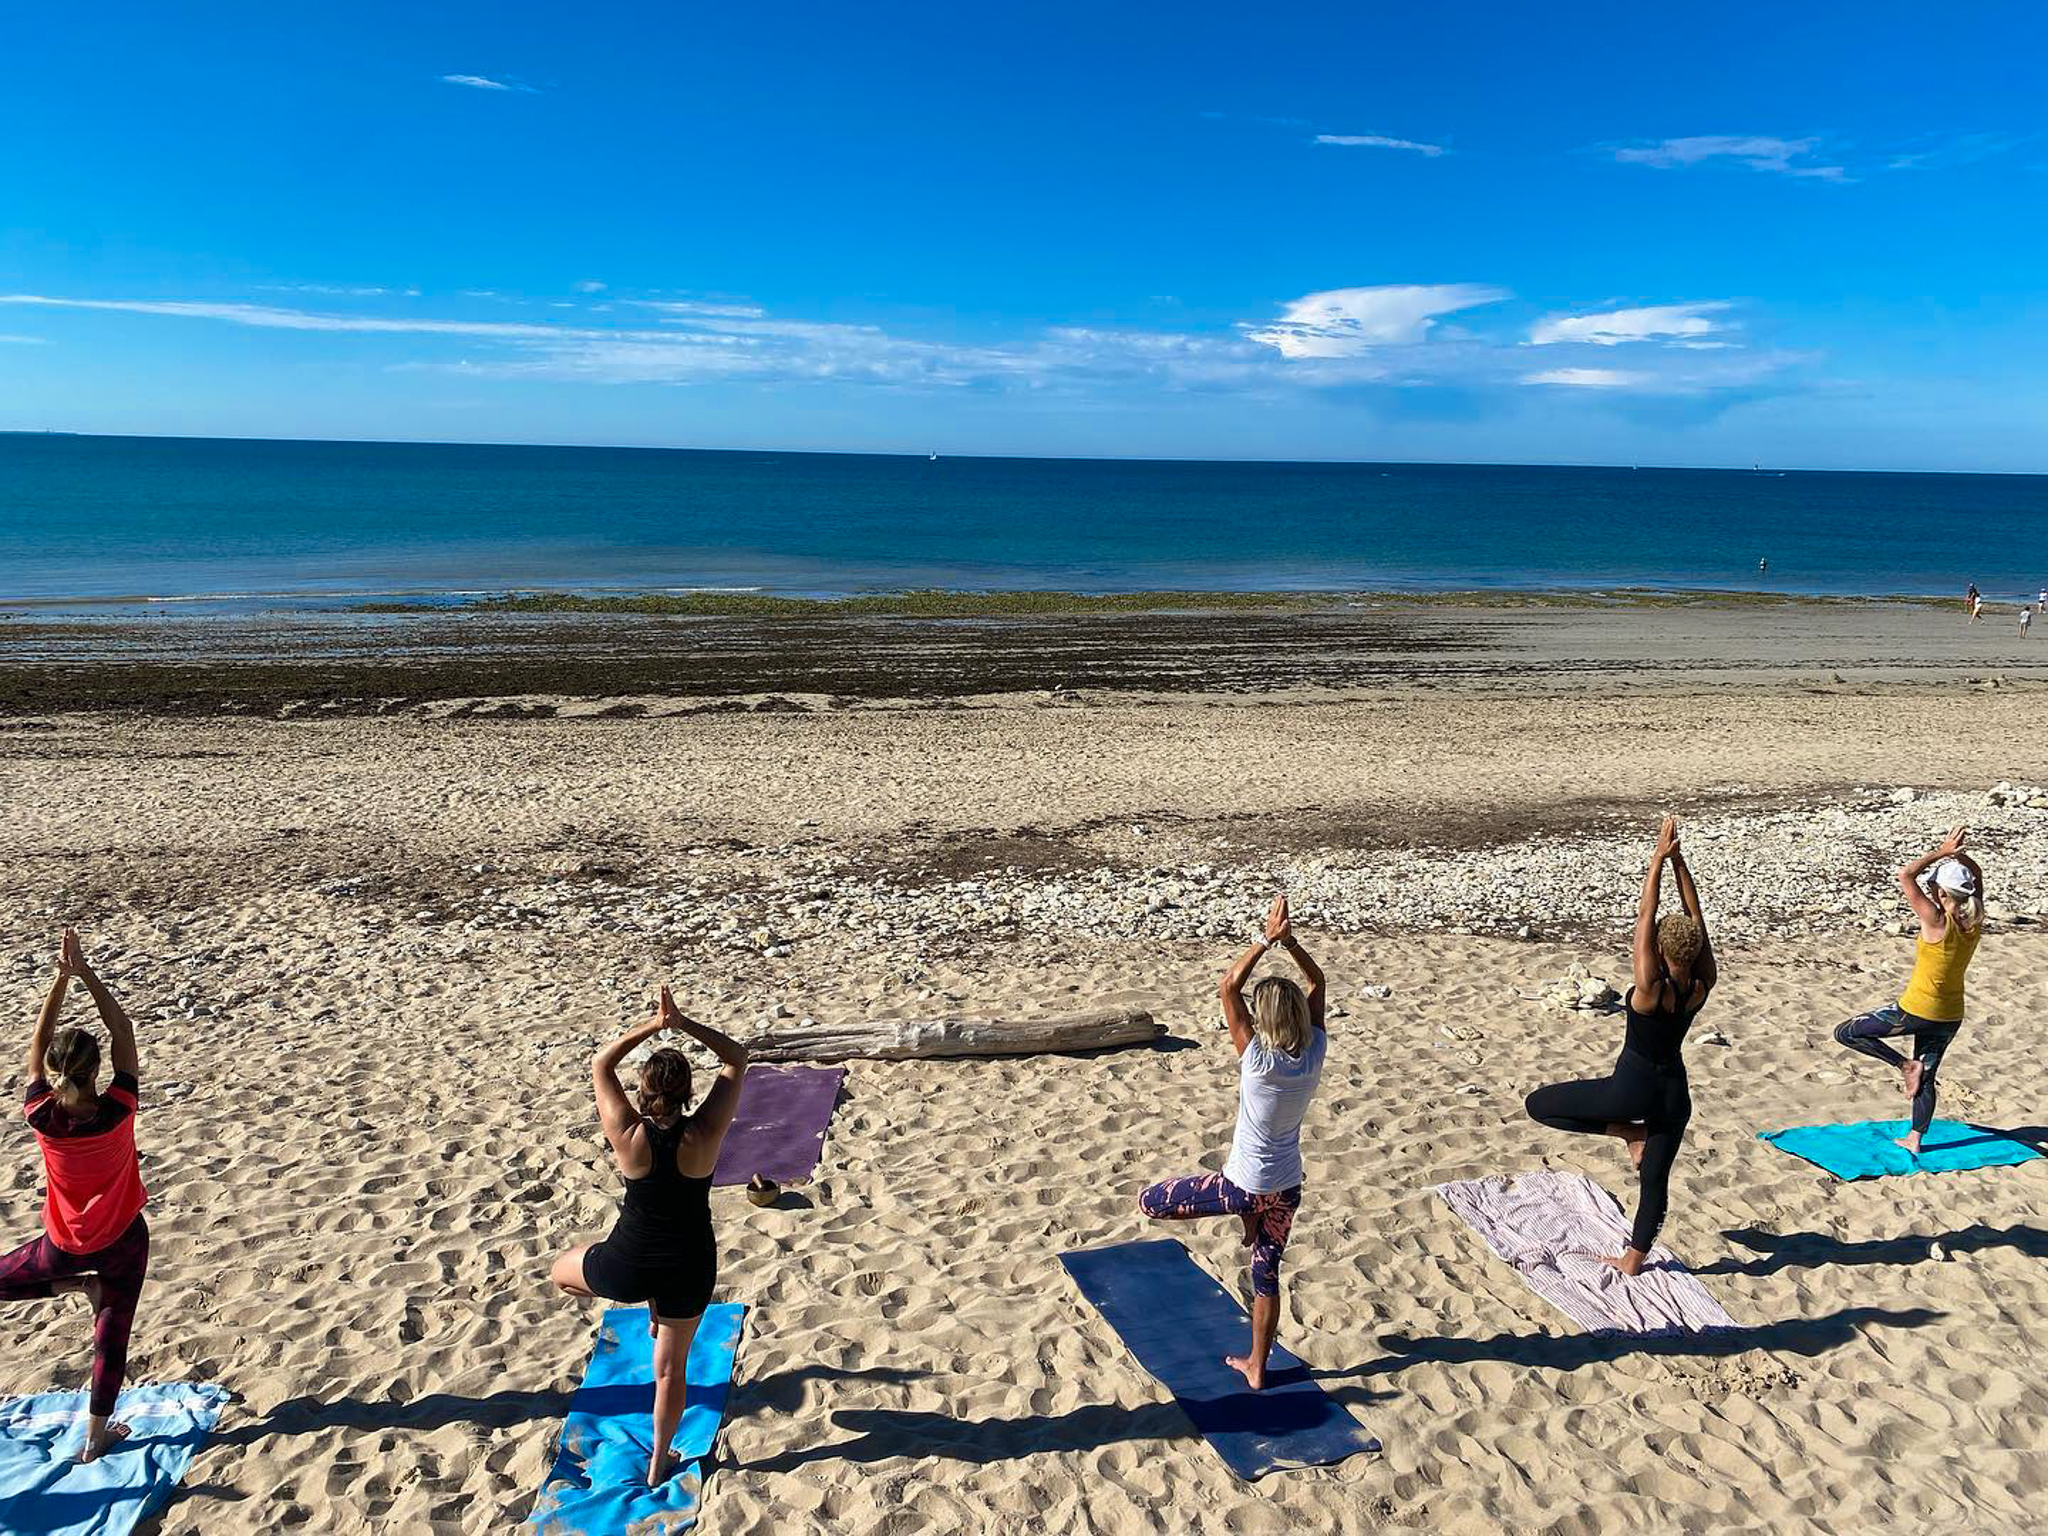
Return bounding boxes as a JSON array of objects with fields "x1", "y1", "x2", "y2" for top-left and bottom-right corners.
[
  {"x1": 1621, "y1": 984, "x2": 1705, "y2": 1069},
  {"x1": 614, "y1": 1116, "x2": 712, "y2": 1256}
]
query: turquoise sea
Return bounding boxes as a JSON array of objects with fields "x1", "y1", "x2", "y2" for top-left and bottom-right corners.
[{"x1": 2, "y1": 433, "x2": 2044, "y2": 611}]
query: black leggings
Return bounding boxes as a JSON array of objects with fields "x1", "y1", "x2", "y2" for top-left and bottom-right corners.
[
  {"x1": 1526, "y1": 1055, "x2": 1690, "y2": 1254},
  {"x1": 1834, "y1": 1005, "x2": 1959, "y2": 1135}
]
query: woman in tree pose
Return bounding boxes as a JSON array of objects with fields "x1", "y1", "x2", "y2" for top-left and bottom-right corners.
[
  {"x1": 548, "y1": 985, "x2": 748, "y2": 1486},
  {"x1": 1139, "y1": 894, "x2": 1327, "y2": 1390},
  {"x1": 1525, "y1": 817, "x2": 1717, "y2": 1274},
  {"x1": 0, "y1": 929, "x2": 150, "y2": 1462},
  {"x1": 1834, "y1": 827, "x2": 1984, "y2": 1154}
]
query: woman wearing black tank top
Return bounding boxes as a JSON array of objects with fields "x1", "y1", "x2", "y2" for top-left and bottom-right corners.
[
  {"x1": 549, "y1": 985, "x2": 749, "y2": 1486},
  {"x1": 1525, "y1": 817, "x2": 1717, "y2": 1275}
]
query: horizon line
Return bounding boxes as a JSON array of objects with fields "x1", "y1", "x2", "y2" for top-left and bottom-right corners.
[{"x1": 0, "y1": 426, "x2": 2040, "y2": 480}]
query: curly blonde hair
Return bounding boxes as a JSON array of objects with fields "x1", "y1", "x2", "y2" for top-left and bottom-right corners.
[{"x1": 1656, "y1": 914, "x2": 1705, "y2": 971}]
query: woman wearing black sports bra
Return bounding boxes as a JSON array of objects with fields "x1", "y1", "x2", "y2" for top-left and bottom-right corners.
[
  {"x1": 550, "y1": 985, "x2": 748, "y2": 1485},
  {"x1": 1525, "y1": 816, "x2": 1717, "y2": 1275}
]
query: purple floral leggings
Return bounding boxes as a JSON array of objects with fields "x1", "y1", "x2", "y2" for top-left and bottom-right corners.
[{"x1": 1138, "y1": 1172, "x2": 1301, "y2": 1297}]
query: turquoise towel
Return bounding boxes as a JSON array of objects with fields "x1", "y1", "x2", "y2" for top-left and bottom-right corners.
[
  {"x1": 0, "y1": 1382, "x2": 227, "y2": 1536},
  {"x1": 530, "y1": 1305, "x2": 745, "y2": 1535},
  {"x1": 1760, "y1": 1119, "x2": 2045, "y2": 1180}
]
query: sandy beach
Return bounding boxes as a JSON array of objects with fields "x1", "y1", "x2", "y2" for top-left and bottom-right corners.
[{"x1": 3, "y1": 598, "x2": 2047, "y2": 1533}]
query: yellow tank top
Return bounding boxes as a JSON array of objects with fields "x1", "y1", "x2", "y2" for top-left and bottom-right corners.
[{"x1": 1898, "y1": 922, "x2": 1980, "y2": 1022}]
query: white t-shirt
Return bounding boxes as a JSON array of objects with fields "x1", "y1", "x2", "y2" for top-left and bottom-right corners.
[{"x1": 1221, "y1": 1030, "x2": 1326, "y2": 1194}]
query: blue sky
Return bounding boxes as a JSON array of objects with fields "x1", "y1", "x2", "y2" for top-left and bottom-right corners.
[{"x1": 2, "y1": 3, "x2": 2044, "y2": 469}]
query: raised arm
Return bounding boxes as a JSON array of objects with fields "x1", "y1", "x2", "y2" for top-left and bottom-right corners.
[
  {"x1": 592, "y1": 1005, "x2": 666, "y2": 1154},
  {"x1": 659, "y1": 985, "x2": 749, "y2": 1142},
  {"x1": 26, "y1": 944, "x2": 69, "y2": 1088},
  {"x1": 1269, "y1": 895, "x2": 1326, "y2": 1031},
  {"x1": 1898, "y1": 826, "x2": 1964, "y2": 935},
  {"x1": 1667, "y1": 845, "x2": 1717, "y2": 992},
  {"x1": 1219, "y1": 895, "x2": 1285, "y2": 1057},
  {"x1": 1632, "y1": 818, "x2": 1676, "y2": 994},
  {"x1": 63, "y1": 931, "x2": 138, "y2": 1077}
]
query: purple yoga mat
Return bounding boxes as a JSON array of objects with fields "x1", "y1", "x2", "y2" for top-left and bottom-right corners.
[{"x1": 711, "y1": 1065, "x2": 847, "y2": 1187}]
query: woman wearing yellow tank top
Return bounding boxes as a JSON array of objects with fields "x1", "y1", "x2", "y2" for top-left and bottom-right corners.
[{"x1": 1834, "y1": 827, "x2": 1985, "y2": 1154}]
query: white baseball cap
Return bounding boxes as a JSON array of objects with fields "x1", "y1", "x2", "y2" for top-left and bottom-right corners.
[{"x1": 1931, "y1": 858, "x2": 1976, "y2": 895}]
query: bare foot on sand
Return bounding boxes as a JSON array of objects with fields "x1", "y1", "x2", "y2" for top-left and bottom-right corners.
[
  {"x1": 1225, "y1": 1354, "x2": 1266, "y2": 1391},
  {"x1": 77, "y1": 1421, "x2": 129, "y2": 1463}
]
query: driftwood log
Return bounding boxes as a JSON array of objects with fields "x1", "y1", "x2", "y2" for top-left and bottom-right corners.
[{"x1": 746, "y1": 1006, "x2": 1160, "y2": 1063}]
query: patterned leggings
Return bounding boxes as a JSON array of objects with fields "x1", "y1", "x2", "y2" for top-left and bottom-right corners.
[
  {"x1": 0, "y1": 1214, "x2": 149, "y2": 1416},
  {"x1": 1138, "y1": 1172, "x2": 1301, "y2": 1297}
]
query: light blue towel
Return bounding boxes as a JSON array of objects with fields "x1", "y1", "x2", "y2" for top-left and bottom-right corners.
[
  {"x1": 1760, "y1": 1119, "x2": 2045, "y2": 1180},
  {"x1": 530, "y1": 1304, "x2": 745, "y2": 1535},
  {"x1": 0, "y1": 1382, "x2": 227, "y2": 1536}
]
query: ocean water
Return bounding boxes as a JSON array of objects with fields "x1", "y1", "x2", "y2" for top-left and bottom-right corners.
[{"x1": 2, "y1": 433, "x2": 2044, "y2": 610}]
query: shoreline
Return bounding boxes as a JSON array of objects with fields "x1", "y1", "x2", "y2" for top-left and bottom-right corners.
[{"x1": 2, "y1": 593, "x2": 2039, "y2": 717}]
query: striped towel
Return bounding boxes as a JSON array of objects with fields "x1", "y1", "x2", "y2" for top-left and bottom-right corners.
[{"x1": 1436, "y1": 1171, "x2": 1733, "y2": 1334}]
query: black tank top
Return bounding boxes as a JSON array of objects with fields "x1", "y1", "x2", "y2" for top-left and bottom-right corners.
[
  {"x1": 1621, "y1": 984, "x2": 1704, "y2": 1070},
  {"x1": 616, "y1": 1117, "x2": 712, "y2": 1252}
]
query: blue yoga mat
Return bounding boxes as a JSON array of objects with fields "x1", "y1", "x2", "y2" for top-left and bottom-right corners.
[
  {"x1": 1760, "y1": 1119, "x2": 2045, "y2": 1180},
  {"x1": 0, "y1": 1382, "x2": 227, "y2": 1536},
  {"x1": 1061, "y1": 1239, "x2": 1379, "y2": 1480},
  {"x1": 530, "y1": 1304, "x2": 745, "y2": 1535}
]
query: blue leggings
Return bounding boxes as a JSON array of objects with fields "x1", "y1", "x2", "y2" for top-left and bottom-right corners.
[{"x1": 1138, "y1": 1172, "x2": 1300, "y2": 1297}]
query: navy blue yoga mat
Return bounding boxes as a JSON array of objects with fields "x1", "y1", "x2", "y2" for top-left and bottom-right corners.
[{"x1": 1060, "y1": 1239, "x2": 1379, "y2": 1480}]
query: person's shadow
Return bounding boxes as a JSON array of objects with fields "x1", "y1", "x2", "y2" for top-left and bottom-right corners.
[
  {"x1": 1699, "y1": 1224, "x2": 2048, "y2": 1278},
  {"x1": 1306, "y1": 1304, "x2": 1944, "y2": 1380}
]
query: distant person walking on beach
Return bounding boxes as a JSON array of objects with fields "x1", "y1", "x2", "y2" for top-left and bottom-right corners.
[
  {"x1": 2022, "y1": 606, "x2": 2033, "y2": 640},
  {"x1": 549, "y1": 986, "x2": 748, "y2": 1485},
  {"x1": 1834, "y1": 828, "x2": 1983, "y2": 1155},
  {"x1": 0, "y1": 930, "x2": 149, "y2": 1463},
  {"x1": 1966, "y1": 583, "x2": 1982, "y2": 624},
  {"x1": 1139, "y1": 894, "x2": 1325, "y2": 1390},
  {"x1": 1525, "y1": 817, "x2": 1715, "y2": 1275},
  {"x1": 2037, "y1": 588, "x2": 2045, "y2": 614}
]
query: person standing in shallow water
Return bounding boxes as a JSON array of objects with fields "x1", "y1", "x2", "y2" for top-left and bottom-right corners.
[
  {"x1": 1525, "y1": 817, "x2": 1717, "y2": 1275},
  {"x1": 1139, "y1": 894, "x2": 1326, "y2": 1390},
  {"x1": 549, "y1": 986, "x2": 748, "y2": 1486},
  {"x1": 1834, "y1": 828, "x2": 1983, "y2": 1155},
  {"x1": 0, "y1": 930, "x2": 150, "y2": 1463}
]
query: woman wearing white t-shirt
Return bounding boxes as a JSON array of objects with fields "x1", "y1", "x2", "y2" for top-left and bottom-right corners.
[{"x1": 1138, "y1": 894, "x2": 1326, "y2": 1390}]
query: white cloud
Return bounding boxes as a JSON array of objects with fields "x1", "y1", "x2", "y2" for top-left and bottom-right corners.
[
  {"x1": 1611, "y1": 135, "x2": 1846, "y2": 181},
  {"x1": 640, "y1": 300, "x2": 770, "y2": 319},
  {"x1": 1, "y1": 286, "x2": 1800, "y2": 400},
  {"x1": 1243, "y1": 284, "x2": 1508, "y2": 359},
  {"x1": 0, "y1": 333, "x2": 47, "y2": 344},
  {"x1": 1528, "y1": 302, "x2": 1733, "y2": 347},
  {"x1": 1313, "y1": 133, "x2": 1447, "y2": 157},
  {"x1": 1522, "y1": 367, "x2": 1649, "y2": 389},
  {"x1": 573, "y1": 279, "x2": 607, "y2": 294},
  {"x1": 440, "y1": 74, "x2": 534, "y2": 94}
]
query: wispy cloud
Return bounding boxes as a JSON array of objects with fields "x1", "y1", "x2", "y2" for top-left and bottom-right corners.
[
  {"x1": 440, "y1": 74, "x2": 535, "y2": 94},
  {"x1": 260, "y1": 283, "x2": 420, "y2": 299},
  {"x1": 1609, "y1": 135, "x2": 1847, "y2": 181},
  {"x1": 1528, "y1": 302, "x2": 1733, "y2": 348},
  {"x1": 1242, "y1": 284, "x2": 1508, "y2": 359},
  {"x1": 0, "y1": 333, "x2": 48, "y2": 345},
  {"x1": 1885, "y1": 131, "x2": 2036, "y2": 171},
  {"x1": 0, "y1": 286, "x2": 1802, "y2": 402},
  {"x1": 573, "y1": 279, "x2": 607, "y2": 294},
  {"x1": 1522, "y1": 367, "x2": 1650, "y2": 389},
  {"x1": 1313, "y1": 133, "x2": 1448, "y2": 157}
]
